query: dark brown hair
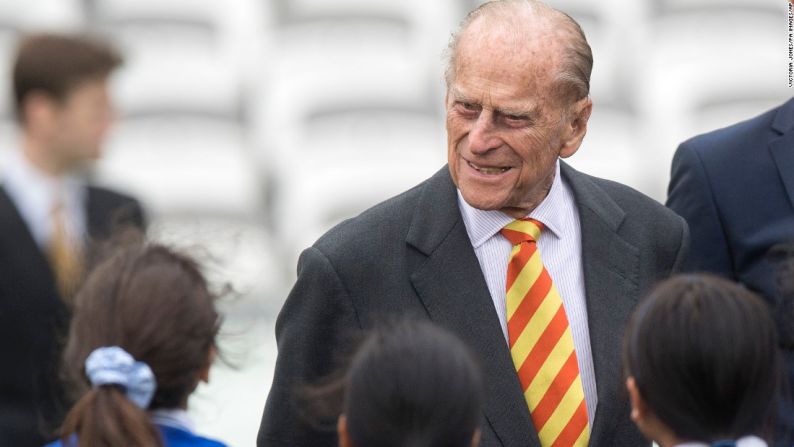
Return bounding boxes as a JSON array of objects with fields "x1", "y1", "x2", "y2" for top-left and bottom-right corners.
[
  {"x1": 300, "y1": 319, "x2": 484, "y2": 447},
  {"x1": 343, "y1": 320, "x2": 483, "y2": 447},
  {"x1": 59, "y1": 242, "x2": 221, "y2": 446},
  {"x1": 623, "y1": 274, "x2": 779, "y2": 443},
  {"x1": 12, "y1": 33, "x2": 122, "y2": 122}
]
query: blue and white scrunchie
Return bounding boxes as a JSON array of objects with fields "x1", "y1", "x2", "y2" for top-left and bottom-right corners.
[{"x1": 84, "y1": 346, "x2": 157, "y2": 409}]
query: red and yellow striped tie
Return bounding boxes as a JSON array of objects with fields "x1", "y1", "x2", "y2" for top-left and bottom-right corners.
[{"x1": 501, "y1": 218, "x2": 589, "y2": 447}]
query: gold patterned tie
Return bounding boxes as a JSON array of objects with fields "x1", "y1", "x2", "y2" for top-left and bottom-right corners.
[
  {"x1": 48, "y1": 199, "x2": 83, "y2": 300},
  {"x1": 501, "y1": 218, "x2": 589, "y2": 447}
]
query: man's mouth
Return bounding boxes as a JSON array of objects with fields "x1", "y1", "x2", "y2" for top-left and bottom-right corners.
[{"x1": 467, "y1": 160, "x2": 511, "y2": 175}]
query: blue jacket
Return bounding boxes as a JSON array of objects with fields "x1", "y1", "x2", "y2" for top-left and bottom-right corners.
[
  {"x1": 667, "y1": 97, "x2": 794, "y2": 303},
  {"x1": 45, "y1": 424, "x2": 226, "y2": 447}
]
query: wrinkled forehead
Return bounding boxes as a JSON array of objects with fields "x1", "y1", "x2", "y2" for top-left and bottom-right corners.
[
  {"x1": 453, "y1": 17, "x2": 566, "y2": 78},
  {"x1": 449, "y1": 18, "x2": 565, "y2": 108}
]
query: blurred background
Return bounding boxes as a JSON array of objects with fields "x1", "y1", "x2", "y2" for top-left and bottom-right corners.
[{"x1": 0, "y1": 0, "x2": 789, "y2": 445}]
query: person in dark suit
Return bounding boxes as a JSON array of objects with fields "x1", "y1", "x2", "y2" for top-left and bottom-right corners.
[
  {"x1": 666, "y1": 98, "x2": 794, "y2": 442},
  {"x1": 666, "y1": 97, "x2": 794, "y2": 304},
  {"x1": 0, "y1": 34, "x2": 145, "y2": 446},
  {"x1": 259, "y1": 1, "x2": 688, "y2": 446}
]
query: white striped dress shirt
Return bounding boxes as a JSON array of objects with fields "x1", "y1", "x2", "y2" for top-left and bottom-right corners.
[
  {"x1": 457, "y1": 161, "x2": 598, "y2": 425},
  {"x1": 2, "y1": 149, "x2": 86, "y2": 251}
]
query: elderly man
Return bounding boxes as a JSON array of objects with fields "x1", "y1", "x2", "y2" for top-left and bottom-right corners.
[{"x1": 259, "y1": 1, "x2": 687, "y2": 446}]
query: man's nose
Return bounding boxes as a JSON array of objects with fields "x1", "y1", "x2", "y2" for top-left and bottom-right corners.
[{"x1": 467, "y1": 111, "x2": 501, "y2": 155}]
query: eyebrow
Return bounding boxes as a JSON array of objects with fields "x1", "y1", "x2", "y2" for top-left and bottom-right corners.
[
  {"x1": 449, "y1": 86, "x2": 541, "y2": 119},
  {"x1": 498, "y1": 105, "x2": 540, "y2": 118}
]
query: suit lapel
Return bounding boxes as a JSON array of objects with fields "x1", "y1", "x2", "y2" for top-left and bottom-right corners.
[
  {"x1": 561, "y1": 163, "x2": 639, "y2": 445},
  {"x1": 0, "y1": 186, "x2": 59, "y2": 297},
  {"x1": 407, "y1": 168, "x2": 539, "y2": 447},
  {"x1": 82, "y1": 187, "x2": 107, "y2": 274},
  {"x1": 769, "y1": 98, "x2": 794, "y2": 211},
  {"x1": 85, "y1": 187, "x2": 103, "y2": 241}
]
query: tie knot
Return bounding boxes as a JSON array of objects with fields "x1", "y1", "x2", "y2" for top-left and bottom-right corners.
[{"x1": 500, "y1": 218, "x2": 543, "y2": 246}]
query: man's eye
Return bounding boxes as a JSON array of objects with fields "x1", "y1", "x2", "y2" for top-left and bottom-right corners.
[
  {"x1": 458, "y1": 102, "x2": 479, "y2": 111},
  {"x1": 504, "y1": 114, "x2": 531, "y2": 127}
]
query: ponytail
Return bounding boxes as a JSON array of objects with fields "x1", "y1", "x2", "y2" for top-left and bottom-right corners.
[
  {"x1": 59, "y1": 387, "x2": 163, "y2": 447},
  {"x1": 59, "y1": 346, "x2": 163, "y2": 447}
]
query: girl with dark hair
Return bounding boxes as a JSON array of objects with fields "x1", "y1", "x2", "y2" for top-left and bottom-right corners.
[
  {"x1": 337, "y1": 320, "x2": 483, "y2": 447},
  {"x1": 623, "y1": 274, "x2": 779, "y2": 447},
  {"x1": 47, "y1": 242, "x2": 225, "y2": 447}
]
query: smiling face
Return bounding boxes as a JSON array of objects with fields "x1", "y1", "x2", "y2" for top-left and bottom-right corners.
[{"x1": 446, "y1": 17, "x2": 590, "y2": 218}]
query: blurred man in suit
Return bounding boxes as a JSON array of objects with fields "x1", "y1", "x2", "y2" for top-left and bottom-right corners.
[
  {"x1": 667, "y1": 97, "x2": 794, "y2": 306},
  {"x1": 667, "y1": 97, "x2": 794, "y2": 443},
  {"x1": 0, "y1": 34, "x2": 146, "y2": 446},
  {"x1": 259, "y1": 1, "x2": 688, "y2": 446}
]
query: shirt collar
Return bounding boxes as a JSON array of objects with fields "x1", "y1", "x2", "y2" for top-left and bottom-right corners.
[
  {"x1": 149, "y1": 408, "x2": 195, "y2": 433},
  {"x1": 3, "y1": 148, "x2": 84, "y2": 213},
  {"x1": 458, "y1": 160, "x2": 566, "y2": 248},
  {"x1": 674, "y1": 436, "x2": 767, "y2": 447}
]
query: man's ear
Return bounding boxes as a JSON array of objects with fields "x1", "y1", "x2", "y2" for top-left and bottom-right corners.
[
  {"x1": 337, "y1": 414, "x2": 352, "y2": 447},
  {"x1": 626, "y1": 376, "x2": 647, "y2": 423},
  {"x1": 197, "y1": 346, "x2": 217, "y2": 384},
  {"x1": 558, "y1": 96, "x2": 592, "y2": 159},
  {"x1": 471, "y1": 428, "x2": 481, "y2": 447},
  {"x1": 21, "y1": 91, "x2": 59, "y2": 131}
]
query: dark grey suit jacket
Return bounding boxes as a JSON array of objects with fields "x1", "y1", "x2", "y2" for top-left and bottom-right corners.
[{"x1": 258, "y1": 163, "x2": 689, "y2": 447}]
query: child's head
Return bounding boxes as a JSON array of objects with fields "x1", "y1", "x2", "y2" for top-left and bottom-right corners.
[
  {"x1": 337, "y1": 320, "x2": 483, "y2": 447},
  {"x1": 623, "y1": 274, "x2": 779, "y2": 446},
  {"x1": 60, "y1": 242, "x2": 221, "y2": 446}
]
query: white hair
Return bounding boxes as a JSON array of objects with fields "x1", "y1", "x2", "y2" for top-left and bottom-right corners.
[{"x1": 444, "y1": 0, "x2": 593, "y2": 104}]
